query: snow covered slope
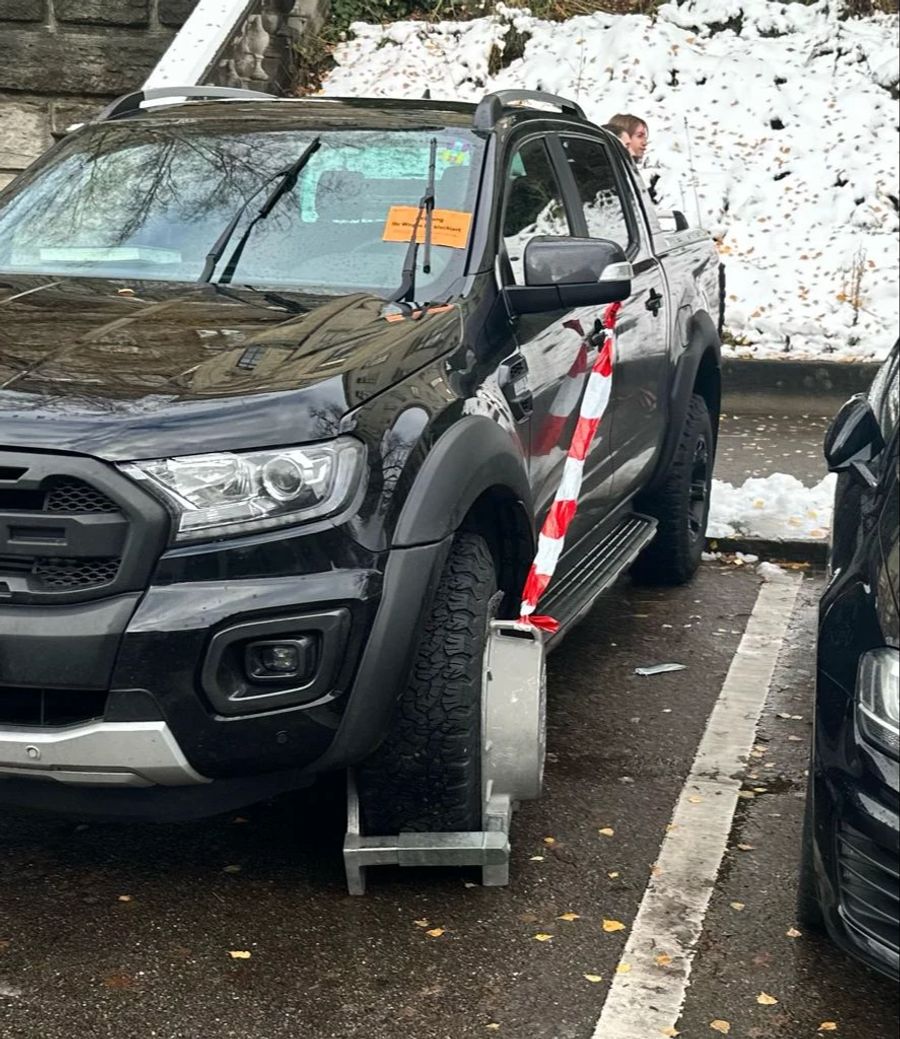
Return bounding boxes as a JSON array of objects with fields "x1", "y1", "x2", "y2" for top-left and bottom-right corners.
[{"x1": 323, "y1": 0, "x2": 899, "y2": 361}]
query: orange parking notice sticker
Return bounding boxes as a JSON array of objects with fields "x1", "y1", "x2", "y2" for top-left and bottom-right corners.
[{"x1": 382, "y1": 206, "x2": 473, "y2": 249}]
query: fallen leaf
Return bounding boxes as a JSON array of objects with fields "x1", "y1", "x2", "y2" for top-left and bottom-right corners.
[
  {"x1": 102, "y1": 972, "x2": 136, "y2": 990},
  {"x1": 661, "y1": 1030, "x2": 680, "y2": 1038},
  {"x1": 786, "y1": 927, "x2": 802, "y2": 938},
  {"x1": 757, "y1": 992, "x2": 779, "y2": 1006},
  {"x1": 608, "y1": 871, "x2": 621, "y2": 879},
  {"x1": 598, "y1": 828, "x2": 615, "y2": 837},
  {"x1": 117, "y1": 895, "x2": 133, "y2": 903},
  {"x1": 413, "y1": 919, "x2": 430, "y2": 928},
  {"x1": 583, "y1": 973, "x2": 603, "y2": 983},
  {"x1": 656, "y1": 953, "x2": 673, "y2": 967},
  {"x1": 710, "y1": 1022, "x2": 731, "y2": 1035},
  {"x1": 530, "y1": 855, "x2": 545, "y2": 862},
  {"x1": 603, "y1": 919, "x2": 626, "y2": 933},
  {"x1": 229, "y1": 950, "x2": 252, "y2": 959},
  {"x1": 558, "y1": 912, "x2": 580, "y2": 922},
  {"x1": 738, "y1": 791, "x2": 756, "y2": 800},
  {"x1": 533, "y1": 933, "x2": 553, "y2": 942},
  {"x1": 426, "y1": 928, "x2": 445, "y2": 938},
  {"x1": 818, "y1": 1025, "x2": 838, "y2": 1033},
  {"x1": 616, "y1": 963, "x2": 632, "y2": 974},
  {"x1": 737, "y1": 843, "x2": 755, "y2": 852},
  {"x1": 688, "y1": 795, "x2": 704, "y2": 804},
  {"x1": 486, "y1": 1025, "x2": 501, "y2": 1032},
  {"x1": 543, "y1": 836, "x2": 557, "y2": 845},
  {"x1": 730, "y1": 902, "x2": 746, "y2": 912},
  {"x1": 223, "y1": 864, "x2": 242, "y2": 874}
]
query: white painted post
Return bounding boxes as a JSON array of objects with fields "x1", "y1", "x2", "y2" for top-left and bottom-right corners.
[{"x1": 144, "y1": 0, "x2": 258, "y2": 89}]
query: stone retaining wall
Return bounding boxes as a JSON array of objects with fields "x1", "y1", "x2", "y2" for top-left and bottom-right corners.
[{"x1": 0, "y1": 0, "x2": 326, "y2": 189}]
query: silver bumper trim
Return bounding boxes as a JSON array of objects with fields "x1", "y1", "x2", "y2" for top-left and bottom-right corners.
[{"x1": 0, "y1": 721, "x2": 211, "y2": 787}]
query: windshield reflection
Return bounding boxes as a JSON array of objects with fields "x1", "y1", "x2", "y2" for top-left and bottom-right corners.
[{"x1": 0, "y1": 124, "x2": 483, "y2": 300}]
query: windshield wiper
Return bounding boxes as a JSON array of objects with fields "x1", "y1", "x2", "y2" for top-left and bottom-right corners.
[
  {"x1": 198, "y1": 137, "x2": 322, "y2": 284},
  {"x1": 390, "y1": 137, "x2": 438, "y2": 305}
]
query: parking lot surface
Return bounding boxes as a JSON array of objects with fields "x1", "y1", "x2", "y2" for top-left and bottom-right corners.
[{"x1": 1, "y1": 564, "x2": 897, "y2": 1039}]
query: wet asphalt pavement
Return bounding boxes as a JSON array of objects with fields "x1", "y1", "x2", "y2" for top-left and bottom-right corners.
[{"x1": 1, "y1": 563, "x2": 897, "y2": 1039}]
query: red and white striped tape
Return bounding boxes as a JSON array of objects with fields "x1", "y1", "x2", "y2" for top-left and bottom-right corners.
[
  {"x1": 532, "y1": 319, "x2": 590, "y2": 457},
  {"x1": 519, "y1": 301, "x2": 621, "y2": 632}
]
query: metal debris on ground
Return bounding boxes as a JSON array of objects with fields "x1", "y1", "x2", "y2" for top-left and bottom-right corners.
[{"x1": 634, "y1": 663, "x2": 688, "y2": 676}]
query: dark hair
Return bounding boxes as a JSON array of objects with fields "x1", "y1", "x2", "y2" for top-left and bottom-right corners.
[{"x1": 607, "y1": 113, "x2": 648, "y2": 137}]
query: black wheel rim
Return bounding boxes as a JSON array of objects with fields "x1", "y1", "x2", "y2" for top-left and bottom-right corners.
[{"x1": 688, "y1": 435, "x2": 711, "y2": 542}]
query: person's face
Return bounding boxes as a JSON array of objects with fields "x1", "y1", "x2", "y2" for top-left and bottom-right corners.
[{"x1": 626, "y1": 124, "x2": 649, "y2": 161}]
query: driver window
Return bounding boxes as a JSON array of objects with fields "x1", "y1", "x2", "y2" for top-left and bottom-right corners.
[{"x1": 501, "y1": 138, "x2": 571, "y2": 285}]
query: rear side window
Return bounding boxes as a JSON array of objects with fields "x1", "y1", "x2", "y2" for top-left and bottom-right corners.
[
  {"x1": 561, "y1": 136, "x2": 631, "y2": 249},
  {"x1": 500, "y1": 138, "x2": 572, "y2": 284}
]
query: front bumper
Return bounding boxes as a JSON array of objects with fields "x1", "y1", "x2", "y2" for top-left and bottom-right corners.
[
  {"x1": 0, "y1": 535, "x2": 450, "y2": 816},
  {"x1": 813, "y1": 767, "x2": 900, "y2": 979}
]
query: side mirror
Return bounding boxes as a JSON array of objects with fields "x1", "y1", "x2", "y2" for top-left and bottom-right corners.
[
  {"x1": 503, "y1": 237, "x2": 632, "y2": 316},
  {"x1": 824, "y1": 394, "x2": 885, "y2": 472}
]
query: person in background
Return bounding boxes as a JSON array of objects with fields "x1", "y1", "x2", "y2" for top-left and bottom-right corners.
[
  {"x1": 605, "y1": 113, "x2": 660, "y2": 203},
  {"x1": 601, "y1": 122, "x2": 631, "y2": 150},
  {"x1": 605, "y1": 113, "x2": 649, "y2": 162}
]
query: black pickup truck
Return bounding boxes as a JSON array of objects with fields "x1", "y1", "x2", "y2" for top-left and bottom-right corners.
[{"x1": 0, "y1": 88, "x2": 722, "y2": 839}]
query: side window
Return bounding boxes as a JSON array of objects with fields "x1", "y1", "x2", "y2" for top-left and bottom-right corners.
[
  {"x1": 561, "y1": 136, "x2": 631, "y2": 249},
  {"x1": 501, "y1": 138, "x2": 571, "y2": 284}
]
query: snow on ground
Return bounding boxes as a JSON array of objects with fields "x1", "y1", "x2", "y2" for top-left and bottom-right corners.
[
  {"x1": 323, "y1": 0, "x2": 900, "y2": 362},
  {"x1": 708, "y1": 471, "x2": 836, "y2": 540}
]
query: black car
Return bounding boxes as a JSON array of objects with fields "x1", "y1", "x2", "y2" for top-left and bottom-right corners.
[
  {"x1": 0, "y1": 87, "x2": 723, "y2": 854},
  {"x1": 799, "y1": 339, "x2": 900, "y2": 977}
]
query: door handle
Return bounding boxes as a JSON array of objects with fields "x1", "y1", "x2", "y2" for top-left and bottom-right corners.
[
  {"x1": 646, "y1": 288, "x2": 663, "y2": 316},
  {"x1": 499, "y1": 354, "x2": 533, "y2": 421}
]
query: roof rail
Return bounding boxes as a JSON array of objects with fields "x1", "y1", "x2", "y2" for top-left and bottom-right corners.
[
  {"x1": 94, "y1": 86, "x2": 276, "y2": 123},
  {"x1": 473, "y1": 90, "x2": 586, "y2": 130}
]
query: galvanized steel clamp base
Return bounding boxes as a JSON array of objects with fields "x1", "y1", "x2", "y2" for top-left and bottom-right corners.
[{"x1": 343, "y1": 621, "x2": 546, "y2": 895}]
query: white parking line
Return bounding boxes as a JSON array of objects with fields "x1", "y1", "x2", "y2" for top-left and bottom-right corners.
[{"x1": 591, "y1": 574, "x2": 803, "y2": 1039}]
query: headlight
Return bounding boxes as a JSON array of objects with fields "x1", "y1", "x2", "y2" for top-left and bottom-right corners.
[
  {"x1": 857, "y1": 647, "x2": 900, "y2": 758},
  {"x1": 120, "y1": 438, "x2": 365, "y2": 542}
]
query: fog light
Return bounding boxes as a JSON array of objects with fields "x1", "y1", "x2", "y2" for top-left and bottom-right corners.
[{"x1": 245, "y1": 638, "x2": 314, "y2": 682}]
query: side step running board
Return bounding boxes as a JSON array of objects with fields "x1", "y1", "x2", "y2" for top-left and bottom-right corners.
[{"x1": 541, "y1": 513, "x2": 657, "y2": 644}]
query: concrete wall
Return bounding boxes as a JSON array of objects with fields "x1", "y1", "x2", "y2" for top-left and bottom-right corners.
[{"x1": 0, "y1": 0, "x2": 327, "y2": 189}]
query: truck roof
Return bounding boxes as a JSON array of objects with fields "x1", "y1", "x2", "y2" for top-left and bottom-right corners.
[{"x1": 92, "y1": 88, "x2": 594, "y2": 135}]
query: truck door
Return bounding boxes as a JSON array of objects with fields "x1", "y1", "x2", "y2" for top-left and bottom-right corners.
[
  {"x1": 557, "y1": 135, "x2": 669, "y2": 503},
  {"x1": 497, "y1": 133, "x2": 610, "y2": 535}
]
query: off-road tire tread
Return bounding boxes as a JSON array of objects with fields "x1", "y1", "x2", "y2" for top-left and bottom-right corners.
[
  {"x1": 357, "y1": 533, "x2": 496, "y2": 835},
  {"x1": 632, "y1": 392, "x2": 713, "y2": 585}
]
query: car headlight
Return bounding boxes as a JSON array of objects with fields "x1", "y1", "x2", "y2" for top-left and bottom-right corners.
[
  {"x1": 120, "y1": 438, "x2": 365, "y2": 542},
  {"x1": 857, "y1": 647, "x2": 900, "y2": 758}
]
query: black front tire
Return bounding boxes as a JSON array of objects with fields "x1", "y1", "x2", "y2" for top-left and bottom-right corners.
[
  {"x1": 632, "y1": 392, "x2": 714, "y2": 585},
  {"x1": 356, "y1": 532, "x2": 497, "y2": 835}
]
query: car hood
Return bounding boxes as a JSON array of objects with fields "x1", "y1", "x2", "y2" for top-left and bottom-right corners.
[{"x1": 0, "y1": 276, "x2": 461, "y2": 460}]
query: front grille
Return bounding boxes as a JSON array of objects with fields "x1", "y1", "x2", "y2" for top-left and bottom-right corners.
[
  {"x1": 0, "y1": 467, "x2": 128, "y2": 599},
  {"x1": 45, "y1": 478, "x2": 120, "y2": 514},
  {"x1": 837, "y1": 823, "x2": 900, "y2": 954},
  {"x1": 32, "y1": 557, "x2": 121, "y2": 589},
  {"x1": 0, "y1": 686, "x2": 108, "y2": 726}
]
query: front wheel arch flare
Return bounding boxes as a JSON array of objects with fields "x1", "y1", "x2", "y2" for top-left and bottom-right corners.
[{"x1": 392, "y1": 416, "x2": 533, "y2": 548}]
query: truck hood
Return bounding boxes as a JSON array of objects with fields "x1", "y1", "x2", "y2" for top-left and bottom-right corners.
[{"x1": 0, "y1": 276, "x2": 461, "y2": 461}]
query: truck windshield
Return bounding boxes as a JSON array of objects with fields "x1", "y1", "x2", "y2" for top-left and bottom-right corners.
[{"x1": 0, "y1": 121, "x2": 484, "y2": 300}]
